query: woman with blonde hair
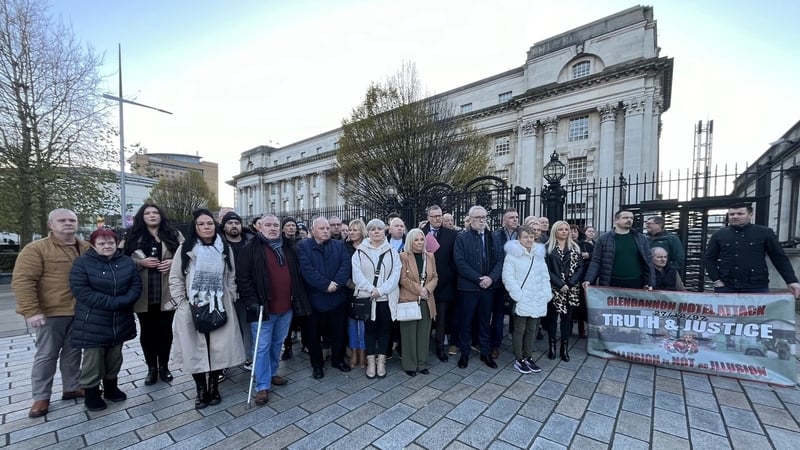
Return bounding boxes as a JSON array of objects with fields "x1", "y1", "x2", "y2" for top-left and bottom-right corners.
[
  {"x1": 544, "y1": 220, "x2": 583, "y2": 362},
  {"x1": 345, "y1": 219, "x2": 368, "y2": 368},
  {"x1": 397, "y1": 228, "x2": 438, "y2": 376}
]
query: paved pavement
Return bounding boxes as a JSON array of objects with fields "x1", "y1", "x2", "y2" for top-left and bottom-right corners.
[{"x1": 1, "y1": 284, "x2": 800, "y2": 449}]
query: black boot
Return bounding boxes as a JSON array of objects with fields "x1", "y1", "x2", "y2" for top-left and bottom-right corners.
[
  {"x1": 208, "y1": 371, "x2": 222, "y2": 405},
  {"x1": 84, "y1": 386, "x2": 107, "y2": 411},
  {"x1": 560, "y1": 340, "x2": 570, "y2": 362},
  {"x1": 437, "y1": 346, "x2": 448, "y2": 362},
  {"x1": 103, "y1": 379, "x2": 126, "y2": 402},
  {"x1": 193, "y1": 374, "x2": 210, "y2": 409},
  {"x1": 548, "y1": 340, "x2": 557, "y2": 360},
  {"x1": 144, "y1": 366, "x2": 158, "y2": 385}
]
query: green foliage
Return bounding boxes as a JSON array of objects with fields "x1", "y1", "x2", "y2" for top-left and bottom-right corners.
[
  {"x1": 149, "y1": 171, "x2": 219, "y2": 223},
  {"x1": 0, "y1": 0, "x2": 112, "y2": 245},
  {"x1": 336, "y1": 62, "x2": 490, "y2": 206}
]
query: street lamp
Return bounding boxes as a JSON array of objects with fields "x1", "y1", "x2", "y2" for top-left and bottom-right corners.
[
  {"x1": 541, "y1": 151, "x2": 567, "y2": 224},
  {"x1": 384, "y1": 185, "x2": 398, "y2": 217},
  {"x1": 103, "y1": 44, "x2": 172, "y2": 228}
]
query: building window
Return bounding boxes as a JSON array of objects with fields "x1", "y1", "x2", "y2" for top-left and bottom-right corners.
[
  {"x1": 567, "y1": 202, "x2": 587, "y2": 216},
  {"x1": 286, "y1": 156, "x2": 291, "y2": 163},
  {"x1": 460, "y1": 103, "x2": 472, "y2": 114},
  {"x1": 494, "y1": 136, "x2": 510, "y2": 156},
  {"x1": 313, "y1": 196, "x2": 320, "y2": 209},
  {"x1": 313, "y1": 175, "x2": 319, "y2": 188},
  {"x1": 572, "y1": 61, "x2": 590, "y2": 79},
  {"x1": 568, "y1": 116, "x2": 589, "y2": 142},
  {"x1": 300, "y1": 151, "x2": 305, "y2": 158},
  {"x1": 283, "y1": 182, "x2": 287, "y2": 193},
  {"x1": 298, "y1": 178, "x2": 305, "y2": 189},
  {"x1": 568, "y1": 157, "x2": 588, "y2": 184},
  {"x1": 333, "y1": 141, "x2": 340, "y2": 150},
  {"x1": 495, "y1": 169, "x2": 509, "y2": 182},
  {"x1": 298, "y1": 198, "x2": 305, "y2": 210},
  {"x1": 273, "y1": 159, "x2": 278, "y2": 166},
  {"x1": 246, "y1": 161, "x2": 254, "y2": 171},
  {"x1": 498, "y1": 91, "x2": 512, "y2": 103},
  {"x1": 270, "y1": 201, "x2": 276, "y2": 212}
]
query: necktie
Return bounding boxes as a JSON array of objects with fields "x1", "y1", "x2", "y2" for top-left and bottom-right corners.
[{"x1": 432, "y1": 228, "x2": 439, "y2": 238}]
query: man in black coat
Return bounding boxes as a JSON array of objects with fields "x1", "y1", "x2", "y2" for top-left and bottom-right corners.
[
  {"x1": 454, "y1": 205, "x2": 504, "y2": 369},
  {"x1": 490, "y1": 208, "x2": 519, "y2": 358},
  {"x1": 582, "y1": 210, "x2": 654, "y2": 290},
  {"x1": 421, "y1": 205, "x2": 458, "y2": 362},
  {"x1": 704, "y1": 202, "x2": 800, "y2": 296}
]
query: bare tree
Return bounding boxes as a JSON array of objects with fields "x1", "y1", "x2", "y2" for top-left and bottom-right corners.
[
  {"x1": 0, "y1": 0, "x2": 115, "y2": 245},
  {"x1": 336, "y1": 62, "x2": 490, "y2": 207},
  {"x1": 149, "y1": 171, "x2": 219, "y2": 224}
]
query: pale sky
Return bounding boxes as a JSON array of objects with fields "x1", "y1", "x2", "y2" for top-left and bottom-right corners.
[{"x1": 51, "y1": 0, "x2": 800, "y2": 205}]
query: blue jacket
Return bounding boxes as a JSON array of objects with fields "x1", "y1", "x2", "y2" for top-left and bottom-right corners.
[
  {"x1": 298, "y1": 238, "x2": 352, "y2": 312},
  {"x1": 454, "y1": 229, "x2": 504, "y2": 292},
  {"x1": 70, "y1": 248, "x2": 142, "y2": 348}
]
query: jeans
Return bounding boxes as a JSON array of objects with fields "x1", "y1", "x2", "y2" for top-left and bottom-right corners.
[
  {"x1": 251, "y1": 309, "x2": 293, "y2": 392},
  {"x1": 348, "y1": 318, "x2": 366, "y2": 350}
]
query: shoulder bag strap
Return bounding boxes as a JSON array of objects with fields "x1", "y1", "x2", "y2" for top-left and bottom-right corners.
[
  {"x1": 372, "y1": 251, "x2": 387, "y2": 287},
  {"x1": 520, "y1": 254, "x2": 535, "y2": 289}
]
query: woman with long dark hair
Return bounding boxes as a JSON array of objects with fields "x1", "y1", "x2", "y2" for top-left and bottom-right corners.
[
  {"x1": 544, "y1": 220, "x2": 583, "y2": 362},
  {"x1": 122, "y1": 203, "x2": 183, "y2": 385},
  {"x1": 169, "y1": 209, "x2": 245, "y2": 409}
]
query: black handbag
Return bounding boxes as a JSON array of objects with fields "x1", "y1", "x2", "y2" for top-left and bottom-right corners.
[
  {"x1": 190, "y1": 302, "x2": 228, "y2": 333},
  {"x1": 349, "y1": 251, "x2": 387, "y2": 320}
]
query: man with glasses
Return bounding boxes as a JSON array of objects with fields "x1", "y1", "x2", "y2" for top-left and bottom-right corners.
[
  {"x1": 329, "y1": 216, "x2": 344, "y2": 240},
  {"x1": 421, "y1": 205, "x2": 458, "y2": 361},
  {"x1": 453, "y1": 206, "x2": 504, "y2": 369}
]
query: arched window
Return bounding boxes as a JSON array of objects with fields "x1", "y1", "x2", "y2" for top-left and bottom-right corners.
[{"x1": 572, "y1": 61, "x2": 590, "y2": 79}]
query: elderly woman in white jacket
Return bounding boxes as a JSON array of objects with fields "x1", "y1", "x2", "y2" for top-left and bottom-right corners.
[
  {"x1": 502, "y1": 225, "x2": 551, "y2": 374},
  {"x1": 352, "y1": 218, "x2": 401, "y2": 379}
]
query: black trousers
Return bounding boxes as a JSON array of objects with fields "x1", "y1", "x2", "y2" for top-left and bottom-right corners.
[
  {"x1": 306, "y1": 304, "x2": 347, "y2": 369},
  {"x1": 545, "y1": 303, "x2": 575, "y2": 341},
  {"x1": 137, "y1": 303, "x2": 175, "y2": 368}
]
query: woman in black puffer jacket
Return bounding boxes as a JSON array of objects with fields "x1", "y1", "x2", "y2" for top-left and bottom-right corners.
[{"x1": 70, "y1": 228, "x2": 142, "y2": 412}]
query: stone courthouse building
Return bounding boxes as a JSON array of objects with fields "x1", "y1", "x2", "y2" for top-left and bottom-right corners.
[{"x1": 230, "y1": 6, "x2": 673, "y2": 221}]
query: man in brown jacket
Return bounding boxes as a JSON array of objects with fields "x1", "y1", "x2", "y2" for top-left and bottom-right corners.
[{"x1": 13, "y1": 208, "x2": 90, "y2": 418}]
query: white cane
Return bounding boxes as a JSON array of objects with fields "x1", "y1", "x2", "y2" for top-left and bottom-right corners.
[{"x1": 247, "y1": 305, "x2": 264, "y2": 409}]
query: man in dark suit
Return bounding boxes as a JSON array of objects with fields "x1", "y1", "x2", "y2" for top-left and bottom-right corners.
[
  {"x1": 490, "y1": 208, "x2": 519, "y2": 358},
  {"x1": 421, "y1": 205, "x2": 458, "y2": 362},
  {"x1": 454, "y1": 205, "x2": 504, "y2": 369}
]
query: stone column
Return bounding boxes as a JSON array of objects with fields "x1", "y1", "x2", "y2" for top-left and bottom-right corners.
[
  {"x1": 318, "y1": 171, "x2": 327, "y2": 208},
  {"x1": 286, "y1": 178, "x2": 295, "y2": 213},
  {"x1": 597, "y1": 104, "x2": 618, "y2": 228},
  {"x1": 623, "y1": 98, "x2": 646, "y2": 177},
  {"x1": 517, "y1": 119, "x2": 539, "y2": 190}
]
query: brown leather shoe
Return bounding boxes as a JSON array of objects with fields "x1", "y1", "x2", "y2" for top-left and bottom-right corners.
[
  {"x1": 271, "y1": 375, "x2": 287, "y2": 386},
  {"x1": 61, "y1": 388, "x2": 85, "y2": 400},
  {"x1": 254, "y1": 390, "x2": 269, "y2": 406},
  {"x1": 28, "y1": 399, "x2": 50, "y2": 418}
]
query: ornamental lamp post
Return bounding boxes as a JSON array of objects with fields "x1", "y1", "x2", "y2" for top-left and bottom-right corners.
[
  {"x1": 384, "y1": 185, "x2": 398, "y2": 218},
  {"x1": 541, "y1": 151, "x2": 567, "y2": 225}
]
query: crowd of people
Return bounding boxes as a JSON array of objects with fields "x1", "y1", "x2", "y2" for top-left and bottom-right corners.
[{"x1": 12, "y1": 201, "x2": 799, "y2": 417}]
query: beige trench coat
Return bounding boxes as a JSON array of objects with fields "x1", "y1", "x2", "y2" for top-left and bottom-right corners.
[{"x1": 168, "y1": 243, "x2": 245, "y2": 374}]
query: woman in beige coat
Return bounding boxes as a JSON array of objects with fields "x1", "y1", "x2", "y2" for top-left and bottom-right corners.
[
  {"x1": 168, "y1": 209, "x2": 245, "y2": 410},
  {"x1": 397, "y1": 228, "x2": 438, "y2": 376}
]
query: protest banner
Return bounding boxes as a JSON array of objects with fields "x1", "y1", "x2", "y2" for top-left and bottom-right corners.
[{"x1": 586, "y1": 287, "x2": 796, "y2": 386}]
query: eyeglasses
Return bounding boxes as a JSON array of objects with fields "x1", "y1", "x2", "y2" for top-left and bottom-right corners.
[{"x1": 471, "y1": 215, "x2": 487, "y2": 220}]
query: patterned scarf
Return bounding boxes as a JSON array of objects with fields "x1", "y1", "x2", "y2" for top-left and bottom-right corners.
[
  {"x1": 188, "y1": 235, "x2": 226, "y2": 314},
  {"x1": 258, "y1": 233, "x2": 285, "y2": 266},
  {"x1": 551, "y1": 245, "x2": 581, "y2": 314}
]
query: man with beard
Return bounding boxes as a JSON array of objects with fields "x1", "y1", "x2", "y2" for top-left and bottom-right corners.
[{"x1": 220, "y1": 211, "x2": 254, "y2": 372}]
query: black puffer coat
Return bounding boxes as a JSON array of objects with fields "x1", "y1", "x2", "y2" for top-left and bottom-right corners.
[{"x1": 70, "y1": 248, "x2": 142, "y2": 348}]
